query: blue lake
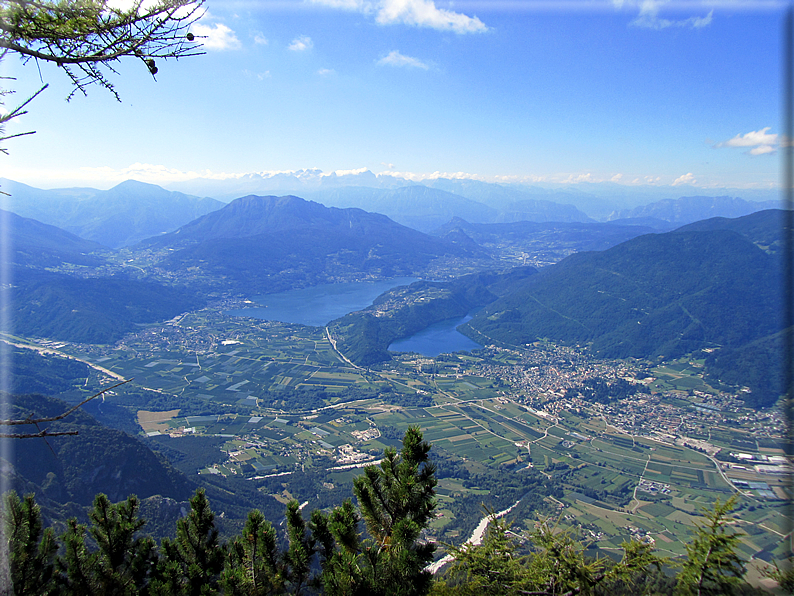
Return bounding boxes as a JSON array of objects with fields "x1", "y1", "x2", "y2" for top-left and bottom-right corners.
[
  {"x1": 226, "y1": 277, "x2": 417, "y2": 327},
  {"x1": 388, "y1": 313, "x2": 483, "y2": 357},
  {"x1": 228, "y1": 278, "x2": 483, "y2": 357}
]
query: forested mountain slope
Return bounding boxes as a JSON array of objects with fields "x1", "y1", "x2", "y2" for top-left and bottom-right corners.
[
  {"x1": 463, "y1": 219, "x2": 784, "y2": 407},
  {"x1": 8, "y1": 269, "x2": 202, "y2": 344},
  {"x1": 144, "y1": 194, "x2": 479, "y2": 294}
]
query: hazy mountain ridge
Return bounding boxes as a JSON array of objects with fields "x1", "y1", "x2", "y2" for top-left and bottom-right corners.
[
  {"x1": 304, "y1": 185, "x2": 499, "y2": 232},
  {"x1": 608, "y1": 195, "x2": 780, "y2": 227},
  {"x1": 3, "y1": 176, "x2": 779, "y2": 242},
  {"x1": 304, "y1": 186, "x2": 592, "y2": 231},
  {"x1": 1, "y1": 208, "x2": 107, "y2": 269},
  {"x1": 164, "y1": 169, "x2": 779, "y2": 220},
  {"x1": 1, "y1": 178, "x2": 223, "y2": 248},
  {"x1": 432, "y1": 217, "x2": 657, "y2": 258}
]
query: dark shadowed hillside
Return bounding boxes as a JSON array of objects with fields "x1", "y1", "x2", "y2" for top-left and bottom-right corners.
[
  {"x1": 1, "y1": 392, "x2": 286, "y2": 539},
  {"x1": 8, "y1": 269, "x2": 203, "y2": 344},
  {"x1": 3, "y1": 394, "x2": 194, "y2": 506},
  {"x1": 674, "y1": 208, "x2": 789, "y2": 254}
]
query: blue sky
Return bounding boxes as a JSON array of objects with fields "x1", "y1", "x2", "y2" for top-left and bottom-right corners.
[{"x1": 0, "y1": 0, "x2": 784, "y2": 191}]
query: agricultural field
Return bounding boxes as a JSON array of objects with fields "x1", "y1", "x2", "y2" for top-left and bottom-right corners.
[{"x1": 11, "y1": 307, "x2": 791, "y2": 572}]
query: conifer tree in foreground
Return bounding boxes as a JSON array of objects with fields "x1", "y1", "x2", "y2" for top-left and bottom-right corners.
[
  {"x1": 434, "y1": 513, "x2": 663, "y2": 596},
  {"x1": 674, "y1": 495, "x2": 746, "y2": 596},
  {"x1": 54, "y1": 494, "x2": 157, "y2": 595},
  {"x1": 1, "y1": 492, "x2": 56, "y2": 595},
  {"x1": 220, "y1": 509, "x2": 282, "y2": 596},
  {"x1": 151, "y1": 488, "x2": 225, "y2": 596},
  {"x1": 0, "y1": 429, "x2": 768, "y2": 595},
  {"x1": 312, "y1": 425, "x2": 438, "y2": 596}
]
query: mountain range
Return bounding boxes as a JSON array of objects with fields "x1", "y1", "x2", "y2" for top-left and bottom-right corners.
[
  {"x1": 163, "y1": 169, "x2": 780, "y2": 219},
  {"x1": 141, "y1": 194, "x2": 477, "y2": 294},
  {"x1": 301, "y1": 185, "x2": 591, "y2": 232},
  {"x1": 2, "y1": 177, "x2": 781, "y2": 244},
  {"x1": 2, "y1": 174, "x2": 789, "y2": 407},
  {"x1": 608, "y1": 195, "x2": 781, "y2": 228},
  {"x1": 0, "y1": 178, "x2": 223, "y2": 248}
]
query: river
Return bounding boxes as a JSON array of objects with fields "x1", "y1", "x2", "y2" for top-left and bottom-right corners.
[{"x1": 425, "y1": 499, "x2": 522, "y2": 574}]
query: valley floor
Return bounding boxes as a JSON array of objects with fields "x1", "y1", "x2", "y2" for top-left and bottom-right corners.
[{"x1": 3, "y1": 303, "x2": 789, "y2": 587}]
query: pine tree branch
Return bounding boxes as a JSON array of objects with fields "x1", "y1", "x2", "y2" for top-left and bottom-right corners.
[
  {"x1": 0, "y1": 429, "x2": 79, "y2": 438},
  {"x1": 0, "y1": 378, "x2": 132, "y2": 427}
]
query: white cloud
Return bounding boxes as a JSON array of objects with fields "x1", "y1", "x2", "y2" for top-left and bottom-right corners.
[
  {"x1": 254, "y1": 32, "x2": 269, "y2": 45},
  {"x1": 317, "y1": 68, "x2": 336, "y2": 76},
  {"x1": 377, "y1": 50, "x2": 429, "y2": 69},
  {"x1": 313, "y1": 0, "x2": 372, "y2": 9},
  {"x1": 330, "y1": 167, "x2": 370, "y2": 176},
  {"x1": 73, "y1": 164, "x2": 318, "y2": 185},
  {"x1": 379, "y1": 170, "x2": 486, "y2": 182},
  {"x1": 310, "y1": 0, "x2": 487, "y2": 34},
  {"x1": 243, "y1": 69, "x2": 271, "y2": 80},
  {"x1": 191, "y1": 22, "x2": 241, "y2": 50},
  {"x1": 376, "y1": 0, "x2": 487, "y2": 33},
  {"x1": 718, "y1": 127, "x2": 777, "y2": 148},
  {"x1": 563, "y1": 172, "x2": 593, "y2": 183},
  {"x1": 750, "y1": 145, "x2": 776, "y2": 155},
  {"x1": 627, "y1": 0, "x2": 713, "y2": 29},
  {"x1": 716, "y1": 127, "x2": 778, "y2": 155},
  {"x1": 289, "y1": 36, "x2": 314, "y2": 51},
  {"x1": 672, "y1": 172, "x2": 696, "y2": 186}
]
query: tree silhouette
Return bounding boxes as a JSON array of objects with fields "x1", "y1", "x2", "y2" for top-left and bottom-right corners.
[{"x1": 0, "y1": 0, "x2": 205, "y2": 151}]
